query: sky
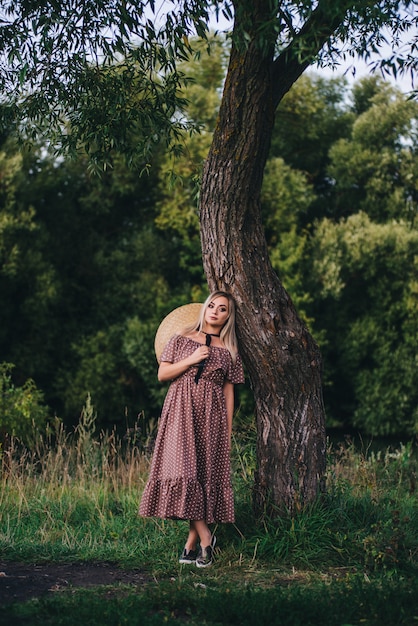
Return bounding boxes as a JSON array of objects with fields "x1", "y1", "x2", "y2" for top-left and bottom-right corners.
[
  {"x1": 315, "y1": 64, "x2": 415, "y2": 97},
  {"x1": 314, "y1": 48, "x2": 416, "y2": 96}
]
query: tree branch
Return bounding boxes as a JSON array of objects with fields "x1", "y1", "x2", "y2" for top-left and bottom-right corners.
[{"x1": 271, "y1": 0, "x2": 353, "y2": 107}]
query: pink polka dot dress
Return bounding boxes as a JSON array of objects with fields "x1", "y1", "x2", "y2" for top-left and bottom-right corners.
[{"x1": 139, "y1": 334, "x2": 244, "y2": 523}]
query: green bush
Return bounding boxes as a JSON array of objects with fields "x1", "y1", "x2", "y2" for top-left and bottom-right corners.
[{"x1": 0, "y1": 362, "x2": 48, "y2": 447}]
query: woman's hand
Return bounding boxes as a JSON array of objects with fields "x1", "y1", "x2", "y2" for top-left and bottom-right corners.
[
  {"x1": 189, "y1": 344, "x2": 210, "y2": 365},
  {"x1": 158, "y1": 342, "x2": 210, "y2": 382}
]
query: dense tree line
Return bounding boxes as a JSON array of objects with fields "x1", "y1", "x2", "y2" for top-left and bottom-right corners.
[{"x1": 1, "y1": 43, "x2": 417, "y2": 440}]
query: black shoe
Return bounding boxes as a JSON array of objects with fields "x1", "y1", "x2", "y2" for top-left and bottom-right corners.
[
  {"x1": 196, "y1": 536, "x2": 217, "y2": 568},
  {"x1": 179, "y1": 547, "x2": 198, "y2": 564}
]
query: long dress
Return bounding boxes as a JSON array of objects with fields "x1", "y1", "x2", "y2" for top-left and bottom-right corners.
[{"x1": 139, "y1": 334, "x2": 245, "y2": 524}]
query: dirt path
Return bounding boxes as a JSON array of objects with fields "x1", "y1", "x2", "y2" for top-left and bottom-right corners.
[{"x1": 0, "y1": 561, "x2": 149, "y2": 605}]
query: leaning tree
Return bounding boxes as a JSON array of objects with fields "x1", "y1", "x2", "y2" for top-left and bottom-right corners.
[{"x1": 0, "y1": 0, "x2": 416, "y2": 512}]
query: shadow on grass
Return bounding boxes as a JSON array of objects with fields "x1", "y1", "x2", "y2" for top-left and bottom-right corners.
[{"x1": 2, "y1": 573, "x2": 417, "y2": 626}]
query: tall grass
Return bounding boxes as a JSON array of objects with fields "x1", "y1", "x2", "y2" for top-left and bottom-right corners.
[
  {"x1": 229, "y1": 433, "x2": 418, "y2": 573},
  {"x1": 1, "y1": 400, "x2": 417, "y2": 577},
  {"x1": 0, "y1": 396, "x2": 158, "y2": 564},
  {"x1": 1, "y1": 402, "x2": 417, "y2": 624}
]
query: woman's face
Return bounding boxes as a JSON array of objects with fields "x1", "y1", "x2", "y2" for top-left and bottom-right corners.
[{"x1": 204, "y1": 296, "x2": 230, "y2": 330}]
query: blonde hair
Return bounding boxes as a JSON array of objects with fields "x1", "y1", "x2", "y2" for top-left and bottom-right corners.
[{"x1": 182, "y1": 291, "x2": 239, "y2": 362}]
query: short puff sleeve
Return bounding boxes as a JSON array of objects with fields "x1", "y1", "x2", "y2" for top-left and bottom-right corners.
[
  {"x1": 227, "y1": 352, "x2": 245, "y2": 385},
  {"x1": 159, "y1": 334, "x2": 179, "y2": 363}
]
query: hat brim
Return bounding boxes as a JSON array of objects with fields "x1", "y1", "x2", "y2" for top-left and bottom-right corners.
[{"x1": 154, "y1": 302, "x2": 203, "y2": 363}]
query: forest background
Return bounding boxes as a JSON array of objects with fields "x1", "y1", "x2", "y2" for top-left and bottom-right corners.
[{"x1": 1, "y1": 36, "x2": 417, "y2": 444}]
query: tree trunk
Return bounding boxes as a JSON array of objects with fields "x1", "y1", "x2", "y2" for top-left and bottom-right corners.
[{"x1": 199, "y1": 4, "x2": 326, "y2": 514}]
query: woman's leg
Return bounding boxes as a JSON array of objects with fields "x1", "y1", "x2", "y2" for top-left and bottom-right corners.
[
  {"x1": 184, "y1": 521, "x2": 199, "y2": 551},
  {"x1": 193, "y1": 520, "x2": 216, "y2": 568},
  {"x1": 192, "y1": 520, "x2": 212, "y2": 548},
  {"x1": 181, "y1": 520, "x2": 214, "y2": 566}
]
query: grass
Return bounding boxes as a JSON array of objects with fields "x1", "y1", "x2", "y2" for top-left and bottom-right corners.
[
  {"x1": 3, "y1": 576, "x2": 418, "y2": 626},
  {"x1": 0, "y1": 402, "x2": 417, "y2": 624}
]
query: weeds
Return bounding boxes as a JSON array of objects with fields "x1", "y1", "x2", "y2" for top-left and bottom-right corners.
[{"x1": 0, "y1": 402, "x2": 417, "y2": 623}]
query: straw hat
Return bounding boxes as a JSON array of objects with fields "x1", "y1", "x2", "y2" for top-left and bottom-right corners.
[{"x1": 154, "y1": 302, "x2": 202, "y2": 362}]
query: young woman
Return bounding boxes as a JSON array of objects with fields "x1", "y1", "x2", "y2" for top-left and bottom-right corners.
[{"x1": 139, "y1": 291, "x2": 244, "y2": 567}]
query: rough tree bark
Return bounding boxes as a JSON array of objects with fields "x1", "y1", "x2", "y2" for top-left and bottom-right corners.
[{"x1": 199, "y1": 0, "x2": 332, "y2": 513}]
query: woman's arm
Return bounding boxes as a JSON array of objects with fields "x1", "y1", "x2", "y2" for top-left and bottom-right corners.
[
  {"x1": 158, "y1": 343, "x2": 209, "y2": 382},
  {"x1": 223, "y1": 381, "x2": 234, "y2": 444}
]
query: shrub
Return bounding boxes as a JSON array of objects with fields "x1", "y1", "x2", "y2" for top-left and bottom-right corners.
[{"x1": 0, "y1": 362, "x2": 48, "y2": 448}]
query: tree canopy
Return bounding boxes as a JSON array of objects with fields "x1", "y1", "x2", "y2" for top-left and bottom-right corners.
[
  {"x1": 1, "y1": 67, "x2": 416, "y2": 440},
  {"x1": 0, "y1": 1, "x2": 417, "y2": 166}
]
